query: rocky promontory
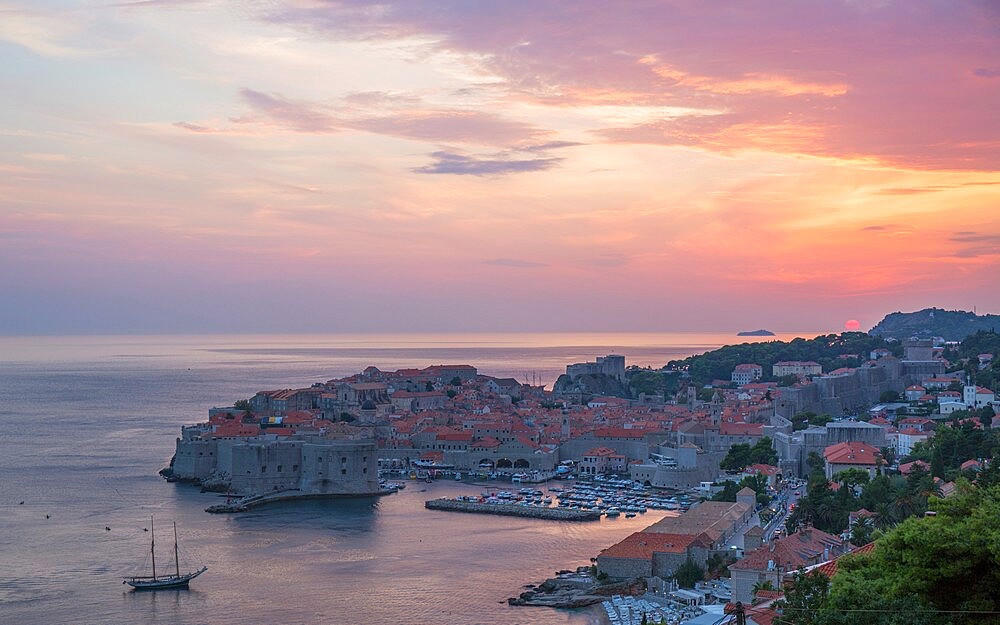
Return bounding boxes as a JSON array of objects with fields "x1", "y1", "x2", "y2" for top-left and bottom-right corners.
[{"x1": 509, "y1": 568, "x2": 644, "y2": 608}]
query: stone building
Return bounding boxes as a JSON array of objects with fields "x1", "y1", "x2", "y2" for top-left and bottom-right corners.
[
  {"x1": 596, "y1": 500, "x2": 756, "y2": 580},
  {"x1": 565, "y1": 354, "x2": 626, "y2": 381},
  {"x1": 772, "y1": 361, "x2": 822, "y2": 378},
  {"x1": 629, "y1": 444, "x2": 726, "y2": 489},
  {"x1": 172, "y1": 430, "x2": 381, "y2": 497},
  {"x1": 729, "y1": 529, "x2": 845, "y2": 604},
  {"x1": 732, "y1": 364, "x2": 764, "y2": 386},
  {"x1": 772, "y1": 420, "x2": 887, "y2": 476}
]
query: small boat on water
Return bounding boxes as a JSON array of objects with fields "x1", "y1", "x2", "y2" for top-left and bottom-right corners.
[{"x1": 124, "y1": 517, "x2": 206, "y2": 590}]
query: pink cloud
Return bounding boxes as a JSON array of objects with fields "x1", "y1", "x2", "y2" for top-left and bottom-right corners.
[
  {"x1": 352, "y1": 110, "x2": 545, "y2": 145},
  {"x1": 184, "y1": 88, "x2": 547, "y2": 146},
  {"x1": 266, "y1": 0, "x2": 1000, "y2": 170},
  {"x1": 233, "y1": 88, "x2": 339, "y2": 132}
]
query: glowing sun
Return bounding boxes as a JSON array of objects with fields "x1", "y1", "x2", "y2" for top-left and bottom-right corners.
[{"x1": 845, "y1": 319, "x2": 861, "y2": 331}]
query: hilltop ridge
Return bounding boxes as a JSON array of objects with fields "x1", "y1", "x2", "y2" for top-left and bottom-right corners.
[{"x1": 869, "y1": 308, "x2": 1000, "y2": 341}]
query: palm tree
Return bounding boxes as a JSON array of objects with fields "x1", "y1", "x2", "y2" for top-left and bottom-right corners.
[
  {"x1": 873, "y1": 503, "x2": 895, "y2": 530},
  {"x1": 752, "y1": 580, "x2": 776, "y2": 601}
]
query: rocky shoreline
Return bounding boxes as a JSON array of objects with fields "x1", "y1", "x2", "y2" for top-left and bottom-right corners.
[
  {"x1": 424, "y1": 498, "x2": 602, "y2": 521},
  {"x1": 509, "y1": 568, "x2": 644, "y2": 608}
]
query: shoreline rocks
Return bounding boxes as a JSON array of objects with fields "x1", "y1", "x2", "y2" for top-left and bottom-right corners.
[{"x1": 508, "y1": 569, "x2": 645, "y2": 609}]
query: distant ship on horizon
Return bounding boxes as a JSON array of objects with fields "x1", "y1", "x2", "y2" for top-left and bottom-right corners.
[{"x1": 737, "y1": 329, "x2": 775, "y2": 336}]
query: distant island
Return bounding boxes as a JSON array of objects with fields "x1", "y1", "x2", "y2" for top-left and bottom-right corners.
[
  {"x1": 870, "y1": 307, "x2": 1000, "y2": 341},
  {"x1": 737, "y1": 329, "x2": 775, "y2": 336}
]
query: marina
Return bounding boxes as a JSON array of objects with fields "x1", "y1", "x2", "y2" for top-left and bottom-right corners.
[
  {"x1": 601, "y1": 594, "x2": 708, "y2": 625},
  {"x1": 423, "y1": 475, "x2": 695, "y2": 523}
]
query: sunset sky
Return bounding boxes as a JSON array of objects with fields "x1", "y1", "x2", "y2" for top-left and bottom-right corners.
[{"x1": 2, "y1": 0, "x2": 998, "y2": 334}]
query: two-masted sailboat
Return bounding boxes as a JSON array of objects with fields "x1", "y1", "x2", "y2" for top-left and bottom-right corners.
[{"x1": 124, "y1": 517, "x2": 207, "y2": 590}]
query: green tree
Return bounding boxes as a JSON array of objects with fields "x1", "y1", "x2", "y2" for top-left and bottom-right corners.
[
  {"x1": 672, "y1": 558, "x2": 704, "y2": 588},
  {"x1": 720, "y1": 445, "x2": 752, "y2": 472},
  {"x1": 833, "y1": 468, "x2": 870, "y2": 490},
  {"x1": 233, "y1": 398, "x2": 251, "y2": 412},
  {"x1": 849, "y1": 517, "x2": 874, "y2": 547},
  {"x1": 880, "y1": 446, "x2": 896, "y2": 467},
  {"x1": 705, "y1": 552, "x2": 734, "y2": 578},
  {"x1": 980, "y1": 405, "x2": 996, "y2": 428},
  {"x1": 749, "y1": 437, "x2": 779, "y2": 465},
  {"x1": 712, "y1": 480, "x2": 740, "y2": 502},
  {"x1": 820, "y1": 484, "x2": 1000, "y2": 625},
  {"x1": 879, "y1": 390, "x2": 901, "y2": 402},
  {"x1": 752, "y1": 579, "x2": 775, "y2": 598},
  {"x1": 720, "y1": 438, "x2": 778, "y2": 471},
  {"x1": 667, "y1": 332, "x2": 899, "y2": 386},
  {"x1": 740, "y1": 473, "x2": 771, "y2": 506},
  {"x1": 773, "y1": 570, "x2": 830, "y2": 625}
]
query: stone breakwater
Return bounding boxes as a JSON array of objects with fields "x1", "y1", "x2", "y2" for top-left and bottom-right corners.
[
  {"x1": 206, "y1": 488, "x2": 397, "y2": 513},
  {"x1": 425, "y1": 498, "x2": 602, "y2": 521}
]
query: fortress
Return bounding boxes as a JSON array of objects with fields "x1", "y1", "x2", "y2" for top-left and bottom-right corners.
[
  {"x1": 772, "y1": 339, "x2": 944, "y2": 419},
  {"x1": 565, "y1": 354, "x2": 626, "y2": 381},
  {"x1": 169, "y1": 427, "x2": 382, "y2": 497}
]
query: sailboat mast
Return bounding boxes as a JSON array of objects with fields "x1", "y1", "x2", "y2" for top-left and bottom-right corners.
[
  {"x1": 150, "y1": 516, "x2": 157, "y2": 581},
  {"x1": 173, "y1": 522, "x2": 180, "y2": 578}
]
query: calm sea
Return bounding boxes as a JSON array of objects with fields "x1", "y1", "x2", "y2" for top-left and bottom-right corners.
[{"x1": 0, "y1": 332, "x2": 816, "y2": 625}]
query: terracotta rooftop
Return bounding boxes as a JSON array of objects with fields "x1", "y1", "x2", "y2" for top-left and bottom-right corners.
[
  {"x1": 812, "y1": 541, "x2": 877, "y2": 578},
  {"x1": 823, "y1": 441, "x2": 879, "y2": 466},
  {"x1": 598, "y1": 532, "x2": 703, "y2": 560},
  {"x1": 730, "y1": 528, "x2": 842, "y2": 572},
  {"x1": 720, "y1": 422, "x2": 764, "y2": 436}
]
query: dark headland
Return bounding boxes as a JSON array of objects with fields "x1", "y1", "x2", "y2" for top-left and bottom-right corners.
[{"x1": 737, "y1": 329, "x2": 775, "y2": 336}]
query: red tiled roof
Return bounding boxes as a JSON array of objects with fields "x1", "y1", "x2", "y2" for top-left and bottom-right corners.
[
  {"x1": 754, "y1": 590, "x2": 784, "y2": 601},
  {"x1": 721, "y1": 422, "x2": 763, "y2": 436},
  {"x1": 813, "y1": 541, "x2": 876, "y2": 578},
  {"x1": 823, "y1": 441, "x2": 879, "y2": 466},
  {"x1": 594, "y1": 427, "x2": 647, "y2": 439},
  {"x1": 730, "y1": 529, "x2": 842, "y2": 572},
  {"x1": 472, "y1": 437, "x2": 501, "y2": 448},
  {"x1": 598, "y1": 532, "x2": 700, "y2": 559},
  {"x1": 437, "y1": 431, "x2": 474, "y2": 441},
  {"x1": 898, "y1": 460, "x2": 930, "y2": 475},
  {"x1": 584, "y1": 446, "x2": 618, "y2": 457}
]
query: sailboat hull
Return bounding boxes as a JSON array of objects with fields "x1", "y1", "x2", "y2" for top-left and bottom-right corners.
[{"x1": 125, "y1": 566, "x2": 207, "y2": 590}]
